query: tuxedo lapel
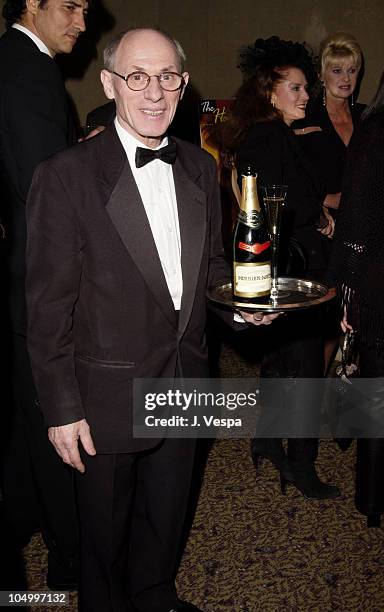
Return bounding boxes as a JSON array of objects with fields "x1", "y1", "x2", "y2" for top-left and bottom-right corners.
[
  {"x1": 101, "y1": 130, "x2": 177, "y2": 328},
  {"x1": 99, "y1": 129, "x2": 207, "y2": 333},
  {"x1": 173, "y1": 147, "x2": 207, "y2": 336}
]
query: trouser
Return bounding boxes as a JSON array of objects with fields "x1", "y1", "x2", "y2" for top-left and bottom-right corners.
[
  {"x1": 355, "y1": 344, "x2": 384, "y2": 517},
  {"x1": 3, "y1": 333, "x2": 79, "y2": 561},
  {"x1": 76, "y1": 437, "x2": 196, "y2": 612}
]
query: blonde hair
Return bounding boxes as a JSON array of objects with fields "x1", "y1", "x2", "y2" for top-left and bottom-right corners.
[{"x1": 319, "y1": 32, "x2": 362, "y2": 77}]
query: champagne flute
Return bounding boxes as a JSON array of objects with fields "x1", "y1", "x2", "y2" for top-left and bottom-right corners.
[{"x1": 261, "y1": 185, "x2": 288, "y2": 300}]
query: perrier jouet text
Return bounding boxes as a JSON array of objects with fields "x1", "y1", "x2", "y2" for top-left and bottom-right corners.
[{"x1": 233, "y1": 167, "x2": 271, "y2": 301}]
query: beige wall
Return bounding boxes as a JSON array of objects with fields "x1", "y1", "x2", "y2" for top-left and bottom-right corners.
[{"x1": 4, "y1": 1, "x2": 384, "y2": 122}]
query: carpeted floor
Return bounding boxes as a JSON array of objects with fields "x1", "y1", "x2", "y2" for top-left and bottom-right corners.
[{"x1": 15, "y1": 337, "x2": 384, "y2": 611}]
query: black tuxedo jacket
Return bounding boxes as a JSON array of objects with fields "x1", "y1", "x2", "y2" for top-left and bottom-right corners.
[
  {"x1": 236, "y1": 120, "x2": 327, "y2": 274},
  {"x1": 26, "y1": 126, "x2": 230, "y2": 453},
  {"x1": 0, "y1": 28, "x2": 75, "y2": 333}
]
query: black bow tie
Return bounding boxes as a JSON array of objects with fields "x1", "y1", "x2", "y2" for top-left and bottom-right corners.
[{"x1": 135, "y1": 142, "x2": 177, "y2": 168}]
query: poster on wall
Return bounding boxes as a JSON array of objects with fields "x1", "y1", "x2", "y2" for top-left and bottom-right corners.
[
  {"x1": 199, "y1": 99, "x2": 234, "y2": 163},
  {"x1": 199, "y1": 99, "x2": 237, "y2": 249}
]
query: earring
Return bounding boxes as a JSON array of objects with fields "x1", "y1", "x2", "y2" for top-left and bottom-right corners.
[
  {"x1": 271, "y1": 97, "x2": 275, "y2": 108},
  {"x1": 322, "y1": 84, "x2": 326, "y2": 107},
  {"x1": 351, "y1": 92, "x2": 354, "y2": 107}
]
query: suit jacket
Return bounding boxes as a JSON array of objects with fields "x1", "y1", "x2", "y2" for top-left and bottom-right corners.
[
  {"x1": 236, "y1": 120, "x2": 327, "y2": 275},
  {"x1": 26, "y1": 126, "x2": 230, "y2": 453},
  {"x1": 0, "y1": 28, "x2": 76, "y2": 333}
]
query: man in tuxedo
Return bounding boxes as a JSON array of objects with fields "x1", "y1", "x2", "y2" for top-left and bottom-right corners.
[
  {"x1": 0, "y1": 0, "x2": 89, "y2": 588},
  {"x1": 26, "y1": 28, "x2": 274, "y2": 611}
]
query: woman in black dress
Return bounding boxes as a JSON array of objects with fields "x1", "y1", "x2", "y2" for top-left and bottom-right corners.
[
  {"x1": 219, "y1": 37, "x2": 339, "y2": 499},
  {"x1": 294, "y1": 32, "x2": 364, "y2": 209},
  {"x1": 294, "y1": 33, "x2": 365, "y2": 372},
  {"x1": 331, "y1": 74, "x2": 384, "y2": 527}
]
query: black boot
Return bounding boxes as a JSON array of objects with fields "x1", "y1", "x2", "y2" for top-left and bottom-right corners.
[
  {"x1": 251, "y1": 438, "x2": 293, "y2": 481},
  {"x1": 285, "y1": 438, "x2": 340, "y2": 499},
  {"x1": 367, "y1": 513, "x2": 381, "y2": 528},
  {"x1": 281, "y1": 462, "x2": 341, "y2": 499},
  {"x1": 335, "y1": 438, "x2": 353, "y2": 452},
  {"x1": 355, "y1": 439, "x2": 384, "y2": 528}
]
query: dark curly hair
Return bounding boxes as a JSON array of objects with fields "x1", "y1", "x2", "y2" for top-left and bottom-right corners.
[
  {"x1": 3, "y1": 0, "x2": 49, "y2": 28},
  {"x1": 209, "y1": 36, "x2": 317, "y2": 155}
]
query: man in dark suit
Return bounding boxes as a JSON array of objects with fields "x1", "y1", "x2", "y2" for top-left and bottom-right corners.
[
  {"x1": 26, "y1": 27, "x2": 274, "y2": 611},
  {"x1": 0, "y1": 0, "x2": 89, "y2": 588}
]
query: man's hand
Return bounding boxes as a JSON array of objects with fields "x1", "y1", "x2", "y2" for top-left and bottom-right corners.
[
  {"x1": 78, "y1": 125, "x2": 106, "y2": 142},
  {"x1": 48, "y1": 419, "x2": 96, "y2": 473},
  {"x1": 239, "y1": 311, "x2": 282, "y2": 326}
]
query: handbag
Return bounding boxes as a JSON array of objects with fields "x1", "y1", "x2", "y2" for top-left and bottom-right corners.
[{"x1": 332, "y1": 330, "x2": 359, "y2": 443}]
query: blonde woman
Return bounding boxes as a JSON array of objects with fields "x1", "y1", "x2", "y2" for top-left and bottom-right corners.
[
  {"x1": 295, "y1": 32, "x2": 364, "y2": 209},
  {"x1": 294, "y1": 33, "x2": 365, "y2": 374}
]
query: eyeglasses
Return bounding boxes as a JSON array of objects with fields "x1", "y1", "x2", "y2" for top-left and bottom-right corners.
[{"x1": 110, "y1": 70, "x2": 185, "y2": 92}]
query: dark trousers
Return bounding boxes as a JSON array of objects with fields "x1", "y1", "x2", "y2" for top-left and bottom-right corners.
[
  {"x1": 3, "y1": 333, "x2": 78, "y2": 561},
  {"x1": 76, "y1": 437, "x2": 196, "y2": 612},
  {"x1": 355, "y1": 345, "x2": 384, "y2": 517}
]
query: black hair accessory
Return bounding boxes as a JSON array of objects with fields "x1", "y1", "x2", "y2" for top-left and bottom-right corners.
[{"x1": 238, "y1": 35, "x2": 317, "y2": 87}]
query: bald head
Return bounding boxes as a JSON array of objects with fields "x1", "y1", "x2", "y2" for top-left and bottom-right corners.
[
  {"x1": 101, "y1": 27, "x2": 189, "y2": 149},
  {"x1": 104, "y1": 27, "x2": 186, "y2": 73}
]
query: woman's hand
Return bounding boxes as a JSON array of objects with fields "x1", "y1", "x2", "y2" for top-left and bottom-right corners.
[
  {"x1": 323, "y1": 193, "x2": 341, "y2": 210},
  {"x1": 341, "y1": 306, "x2": 353, "y2": 333},
  {"x1": 317, "y1": 205, "x2": 335, "y2": 238}
]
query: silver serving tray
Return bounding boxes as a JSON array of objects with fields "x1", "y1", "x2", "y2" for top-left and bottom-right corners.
[{"x1": 208, "y1": 277, "x2": 336, "y2": 313}]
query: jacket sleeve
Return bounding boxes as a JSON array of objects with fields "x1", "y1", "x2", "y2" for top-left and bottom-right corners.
[
  {"x1": 206, "y1": 156, "x2": 231, "y2": 289},
  {"x1": 26, "y1": 160, "x2": 85, "y2": 427},
  {"x1": 2, "y1": 54, "x2": 71, "y2": 202}
]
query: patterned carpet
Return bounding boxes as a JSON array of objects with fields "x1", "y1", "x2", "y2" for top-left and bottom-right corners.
[{"x1": 15, "y1": 336, "x2": 384, "y2": 611}]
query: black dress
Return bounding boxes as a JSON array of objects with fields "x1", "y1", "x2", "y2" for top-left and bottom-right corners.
[
  {"x1": 293, "y1": 97, "x2": 365, "y2": 194},
  {"x1": 331, "y1": 111, "x2": 384, "y2": 524},
  {"x1": 236, "y1": 119, "x2": 326, "y2": 459},
  {"x1": 293, "y1": 99, "x2": 366, "y2": 337},
  {"x1": 237, "y1": 119, "x2": 328, "y2": 279}
]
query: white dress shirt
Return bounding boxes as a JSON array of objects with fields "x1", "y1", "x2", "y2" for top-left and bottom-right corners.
[
  {"x1": 12, "y1": 24, "x2": 52, "y2": 57},
  {"x1": 115, "y1": 119, "x2": 183, "y2": 310}
]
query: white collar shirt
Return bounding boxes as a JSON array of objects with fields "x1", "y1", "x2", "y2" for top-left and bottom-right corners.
[
  {"x1": 114, "y1": 118, "x2": 183, "y2": 310},
  {"x1": 12, "y1": 24, "x2": 52, "y2": 57}
]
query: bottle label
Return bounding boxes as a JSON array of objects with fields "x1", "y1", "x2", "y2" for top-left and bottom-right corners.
[
  {"x1": 233, "y1": 262, "x2": 271, "y2": 297},
  {"x1": 238, "y1": 240, "x2": 271, "y2": 255}
]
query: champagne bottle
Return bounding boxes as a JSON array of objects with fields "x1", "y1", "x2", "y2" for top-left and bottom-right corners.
[{"x1": 233, "y1": 167, "x2": 271, "y2": 300}]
